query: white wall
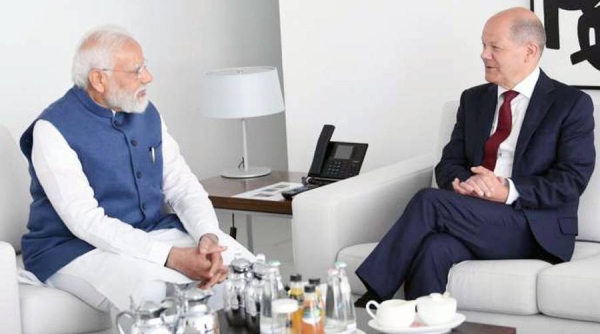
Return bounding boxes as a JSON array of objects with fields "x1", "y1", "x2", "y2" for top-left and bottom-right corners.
[
  {"x1": 0, "y1": 0, "x2": 287, "y2": 178},
  {"x1": 280, "y1": 0, "x2": 600, "y2": 173}
]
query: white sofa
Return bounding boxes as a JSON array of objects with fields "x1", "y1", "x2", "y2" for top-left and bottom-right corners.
[
  {"x1": 0, "y1": 124, "x2": 112, "y2": 334},
  {"x1": 292, "y1": 102, "x2": 600, "y2": 334}
]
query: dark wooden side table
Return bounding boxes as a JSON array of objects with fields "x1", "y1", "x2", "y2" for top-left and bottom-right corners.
[{"x1": 200, "y1": 171, "x2": 305, "y2": 251}]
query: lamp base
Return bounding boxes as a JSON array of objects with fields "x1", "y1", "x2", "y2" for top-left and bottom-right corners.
[{"x1": 220, "y1": 166, "x2": 272, "y2": 179}]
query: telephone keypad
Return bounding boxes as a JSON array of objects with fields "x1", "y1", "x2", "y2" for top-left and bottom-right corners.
[{"x1": 323, "y1": 160, "x2": 361, "y2": 179}]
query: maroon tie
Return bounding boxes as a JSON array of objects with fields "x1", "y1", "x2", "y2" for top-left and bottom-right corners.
[{"x1": 482, "y1": 90, "x2": 518, "y2": 171}]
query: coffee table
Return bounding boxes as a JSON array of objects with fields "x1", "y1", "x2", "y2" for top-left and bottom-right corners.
[{"x1": 217, "y1": 310, "x2": 516, "y2": 333}]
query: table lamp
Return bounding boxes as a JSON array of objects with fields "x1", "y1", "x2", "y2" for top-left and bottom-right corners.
[{"x1": 199, "y1": 66, "x2": 285, "y2": 178}]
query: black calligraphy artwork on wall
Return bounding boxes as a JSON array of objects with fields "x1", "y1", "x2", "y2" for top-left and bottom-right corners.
[{"x1": 531, "y1": 0, "x2": 600, "y2": 89}]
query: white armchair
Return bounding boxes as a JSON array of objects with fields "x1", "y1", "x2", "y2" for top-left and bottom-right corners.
[
  {"x1": 0, "y1": 124, "x2": 112, "y2": 334},
  {"x1": 291, "y1": 154, "x2": 434, "y2": 290},
  {"x1": 291, "y1": 102, "x2": 600, "y2": 334},
  {"x1": 291, "y1": 101, "x2": 457, "y2": 290}
]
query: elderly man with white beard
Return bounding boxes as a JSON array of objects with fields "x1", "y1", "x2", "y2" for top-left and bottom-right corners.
[{"x1": 18, "y1": 26, "x2": 253, "y2": 313}]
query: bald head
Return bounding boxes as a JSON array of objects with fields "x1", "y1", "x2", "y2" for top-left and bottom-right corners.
[{"x1": 489, "y1": 7, "x2": 546, "y2": 56}]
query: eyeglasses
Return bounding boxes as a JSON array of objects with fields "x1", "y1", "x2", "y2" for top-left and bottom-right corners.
[{"x1": 100, "y1": 59, "x2": 148, "y2": 80}]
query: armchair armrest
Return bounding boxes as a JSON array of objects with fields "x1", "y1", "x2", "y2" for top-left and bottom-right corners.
[
  {"x1": 291, "y1": 154, "x2": 434, "y2": 279},
  {"x1": 0, "y1": 241, "x2": 22, "y2": 333}
]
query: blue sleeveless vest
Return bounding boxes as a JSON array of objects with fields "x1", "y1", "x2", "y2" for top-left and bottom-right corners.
[{"x1": 20, "y1": 86, "x2": 184, "y2": 281}]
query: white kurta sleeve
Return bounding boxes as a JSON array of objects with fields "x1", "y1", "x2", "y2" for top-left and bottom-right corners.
[
  {"x1": 32, "y1": 120, "x2": 172, "y2": 265},
  {"x1": 159, "y1": 116, "x2": 221, "y2": 243}
]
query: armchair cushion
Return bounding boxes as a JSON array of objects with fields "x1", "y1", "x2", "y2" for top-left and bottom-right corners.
[
  {"x1": 340, "y1": 243, "x2": 548, "y2": 315},
  {"x1": 16, "y1": 253, "x2": 112, "y2": 334},
  {"x1": 20, "y1": 284, "x2": 111, "y2": 334},
  {"x1": 340, "y1": 241, "x2": 600, "y2": 319},
  {"x1": 447, "y1": 259, "x2": 550, "y2": 315},
  {"x1": 538, "y1": 242, "x2": 600, "y2": 322}
]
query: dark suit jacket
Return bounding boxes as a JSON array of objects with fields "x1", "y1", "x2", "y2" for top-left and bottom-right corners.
[{"x1": 435, "y1": 70, "x2": 595, "y2": 262}]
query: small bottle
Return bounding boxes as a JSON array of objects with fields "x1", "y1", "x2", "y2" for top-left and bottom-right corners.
[
  {"x1": 335, "y1": 262, "x2": 356, "y2": 331},
  {"x1": 256, "y1": 253, "x2": 267, "y2": 264},
  {"x1": 308, "y1": 279, "x2": 321, "y2": 296},
  {"x1": 301, "y1": 285, "x2": 324, "y2": 334},
  {"x1": 289, "y1": 274, "x2": 304, "y2": 332},
  {"x1": 324, "y1": 268, "x2": 345, "y2": 333},
  {"x1": 308, "y1": 279, "x2": 323, "y2": 303},
  {"x1": 245, "y1": 260, "x2": 268, "y2": 333},
  {"x1": 270, "y1": 260, "x2": 286, "y2": 293},
  {"x1": 261, "y1": 261, "x2": 287, "y2": 334},
  {"x1": 308, "y1": 278, "x2": 321, "y2": 286},
  {"x1": 272, "y1": 298, "x2": 300, "y2": 334},
  {"x1": 224, "y1": 253, "x2": 251, "y2": 326},
  {"x1": 289, "y1": 274, "x2": 304, "y2": 301},
  {"x1": 308, "y1": 278, "x2": 325, "y2": 325}
]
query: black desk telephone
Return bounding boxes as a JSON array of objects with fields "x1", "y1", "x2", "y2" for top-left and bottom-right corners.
[{"x1": 282, "y1": 124, "x2": 368, "y2": 200}]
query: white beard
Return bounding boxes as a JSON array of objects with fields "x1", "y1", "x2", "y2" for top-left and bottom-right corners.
[{"x1": 106, "y1": 85, "x2": 149, "y2": 114}]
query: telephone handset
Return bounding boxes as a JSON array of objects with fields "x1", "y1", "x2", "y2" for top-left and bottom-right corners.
[{"x1": 308, "y1": 124, "x2": 336, "y2": 177}]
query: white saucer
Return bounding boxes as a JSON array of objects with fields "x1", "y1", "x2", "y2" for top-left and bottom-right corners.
[{"x1": 367, "y1": 313, "x2": 466, "y2": 334}]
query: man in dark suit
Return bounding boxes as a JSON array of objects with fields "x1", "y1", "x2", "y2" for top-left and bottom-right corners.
[{"x1": 355, "y1": 7, "x2": 595, "y2": 304}]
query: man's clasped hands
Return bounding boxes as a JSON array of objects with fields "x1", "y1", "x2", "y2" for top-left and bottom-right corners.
[
  {"x1": 166, "y1": 233, "x2": 229, "y2": 289},
  {"x1": 452, "y1": 166, "x2": 510, "y2": 203}
]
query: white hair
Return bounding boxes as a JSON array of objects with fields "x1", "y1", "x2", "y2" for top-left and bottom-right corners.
[{"x1": 71, "y1": 25, "x2": 135, "y2": 89}]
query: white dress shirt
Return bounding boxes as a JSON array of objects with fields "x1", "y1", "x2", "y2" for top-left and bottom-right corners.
[{"x1": 490, "y1": 67, "x2": 540, "y2": 204}]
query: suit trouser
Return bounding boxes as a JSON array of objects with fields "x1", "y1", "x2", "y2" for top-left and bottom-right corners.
[{"x1": 355, "y1": 188, "x2": 539, "y2": 300}]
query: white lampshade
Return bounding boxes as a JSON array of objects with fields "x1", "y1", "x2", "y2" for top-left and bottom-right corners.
[
  {"x1": 200, "y1": 66, "x2": 285, "y2": 119},
  {"x1": 199, "y1": 66, "x2": 285, "y2": 178}
]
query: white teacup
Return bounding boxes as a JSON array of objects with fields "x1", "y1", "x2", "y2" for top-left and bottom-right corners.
[
  {"x1": 366, "y1": 299, "x2": 417, "y2": 329},
  {"x1": 416, "y1": 292, "x2": 457, "y2": 326}
]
